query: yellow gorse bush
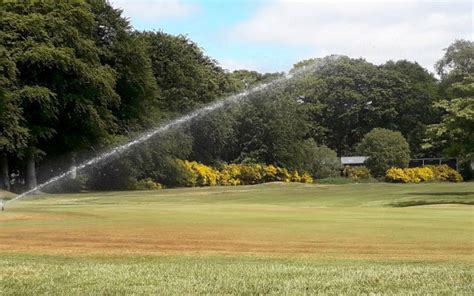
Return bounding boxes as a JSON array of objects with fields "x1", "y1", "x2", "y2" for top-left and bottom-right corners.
[
  {"x1": 135, "y1": 178, "x2": 163, "y2": 190},
  {"x1": 386, "y1": 165, "x2": 462, "y2": 183},
  {"x1": 426, "y1": 165, "x2": 464, "y2": 182},
  {"x1": 219, "y1": 164, "x2": 242, "y2": 186},
  {"x1": 342, "y1": 166, "x2": 371, "y2": 180},
  {"x1": 177, "y1": 160, "x2": 313, "y2": 187}
]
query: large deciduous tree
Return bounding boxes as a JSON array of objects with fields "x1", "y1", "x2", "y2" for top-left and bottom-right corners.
[
  {"x1": 0, "y1": 47, "x2": 28, "y2": 190},
  {"x1": 381, "y1": 60, "x2": 440, "y2": 156},
  {"x1": 0, "y1": 1, "x2": 162, "y2": 190},
  {"x1": 141, "y1": 31, "x2": 231, "y2": 114},
  {"x1": 1, "y1": 1, "x2": 120, "y2": 188},
  {"x1": 286, "y1": 56, "x2": 438, "y2": 156},
  {"x1": 426, "y1": 40, "x2": 473, "y2": 163}
]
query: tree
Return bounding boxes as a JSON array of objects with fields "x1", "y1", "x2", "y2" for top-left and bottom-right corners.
[
  {"x1": 189, "y1": 106, "x2": 239, "y2": 165},
  {"x1": 427, "y1": 98, "x2": 473, "y2": 159},
  {"x1": 0, "y1": 47, "x2": 28, "y2": 190},
  {"x1": 234, "y1": 90, "x2": 309, "y2": 169},
  {"x1": 436, "y1": 39, "x2": 474, "y2": 87},
  {"x1": 141, "y1": 31, "x2": 231, "y2": 114},
  {"x1": 286, "y1": 56, "x2": 439, "y2": 156},
  {"x1": 226, "y1": 70, "x2": 283, "y2": 92},
  {"x1": 357, "y1": 128, "x2": 410, "y2": 177},
  {"x1": 0, "y1": 1, "x2": 164, "y2": 191},
  {"x1": 381, "y1": 60, "x2": 440, "y2": 156},
  {"x1": 287, "y1": 56, "x2": 410, "y2": 155},
  {"x1": 426, "y1": 40, "x2": 473, "y2": 163},
  {"x1": 89, "y1": 1, "x2": 160, "y2": 131},
  {"x1": 1, "y1": 1, "x2": 123, "y2": 188}
]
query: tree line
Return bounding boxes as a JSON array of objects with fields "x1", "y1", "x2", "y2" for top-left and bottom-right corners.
[{"x1": 0, "y1": 1, "x2": 472, "y2": 192}]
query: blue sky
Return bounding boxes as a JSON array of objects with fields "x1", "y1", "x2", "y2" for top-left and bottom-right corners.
[{"x1": 112, "y1": 0, "x2": 472, "y2": 74}]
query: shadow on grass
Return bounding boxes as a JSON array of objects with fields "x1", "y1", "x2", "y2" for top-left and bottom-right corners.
[
  {"x1": 391, "y1": 200, "x2": 474, "y2": 207},
  {"x1": 404, "y1": 192, "x2": 474, "y2": 196},
  {"x1": 392, "y1": 191, "x2": 474, "y2": 207}
]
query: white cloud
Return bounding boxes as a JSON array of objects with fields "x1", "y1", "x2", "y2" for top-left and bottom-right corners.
[
  {"x1": 112, "y1": 0, "x2": 198, "y2": 22},
  {"x1": 228, "y1": 0, "x2": 472, "y2": 72}
]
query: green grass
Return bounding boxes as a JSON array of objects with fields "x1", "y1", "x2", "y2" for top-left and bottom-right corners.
[
  {"x1": 1, "y1": 255, "x2": 472, "y2": 295},
  {"x1": 1, "y1": 182, "x2": 473, "y2": 294}
]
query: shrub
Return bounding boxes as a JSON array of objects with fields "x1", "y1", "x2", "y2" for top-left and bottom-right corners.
[
  {"x1": 219, "y1": 164, "x2": 241, "y2": 186},
  {"x1": 239, "y1": 164, "x2": 265, "y2": 185},
  {"x1": 173, "y1": 160, "x2": 313, "y2": 187},
  {"x1": 290, "y1": 170, "x2": 301, "y2": 182},
  {"x1": 263, "y1": 165, "x2": 279, "y2": 182},
  {"x1": 426, "y1": 165, "x2": 463, "y2": 182},
  {"x1": 44, "y1": 175, "x2": 86, "y2": 193},
  {"x1": 178, "y1": 160, "x2": 220, "y2": 186},
  {"x1": 174, "y1": 159, "x2": 198, "y2": 187},
  {"x1": 135, "y1": 178, "x2": 163, "y2": 190},
  {"x1": 156, "y1": 158, "x2": 196, "y2": 188},
  {"x1": 386, "y1": 167, "x2": 434, "y2": 183},
  {"x1": 386, "y1": 165, "x2": 462, "y2": 183},
  {"x1": 276, "y1": 167, "x2": 292, "y2": 182},
  {"x1": 300, "y1": 172, "x2": 314, "y2": 183},
  {"x1": 342, "y1": 166, "x2": 371, "y2": 180},
  {"x1": 299, "y1": 140, "x2": 342, "y2": 178},
  {"x1": 357, "y1": 128, "x2": 411, "y2": 177},
  {"x1": 386, "y1": 167, "x2": 410, "y2": 183},
  {"x1": 315, "y1": 177, "x2": 356, "y2": 184}
]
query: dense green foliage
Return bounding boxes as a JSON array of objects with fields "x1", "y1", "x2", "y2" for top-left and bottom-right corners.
[
  {"x1": 357, "y1": 128, "x2": 411, "y2": 177},
  {"x1": 426, "y1": 40, "x2": 474, "y2": 162},
  {"x1": 0, "y1": 1, "x2": 472, "y2": 192},
  {"x1": 299, "y1": 141, "x2": 342, "y2": 178},
  {"x1": 286, "y1": 56, "x2": 439, "y2": 156}
]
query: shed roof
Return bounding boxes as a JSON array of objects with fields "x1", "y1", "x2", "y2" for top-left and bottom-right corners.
[{"x1": 340, "y1": 156, "x2": 368, "y2": 165}]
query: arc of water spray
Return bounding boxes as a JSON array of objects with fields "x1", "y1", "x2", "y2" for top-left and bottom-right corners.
[{"x1": 6, "y1": 62, "x2": 319, "y2": 206}]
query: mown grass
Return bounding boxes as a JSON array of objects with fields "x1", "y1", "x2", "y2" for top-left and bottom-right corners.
[
  {"x1": 1, "y1": 255, "x2": 472, "y2": 295},
  {"x1": 0, "y1": 182, "x2": 473, "y2": 294}
]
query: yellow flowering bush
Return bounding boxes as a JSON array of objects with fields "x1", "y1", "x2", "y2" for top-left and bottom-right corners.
[
  {"x1": 176, "y1": 160, "x2": 220, "y2": 186},
  {"x1": 342, "y1": 166, "x2": 371, "y2": 180},
  {"x1": 300, "y1": 172, "x2": 314, "y2": 183},
  {"x1": 219, "y1": 164, "x2": 241, "y2": 186},
  {"x1": 386, "y1": 165, "x2": 461, "y2": 183},
  {"x1": 263, "y1": 165, "x2": 279, "y2": 182},
  {"x1": 404, "y1": 167, "x2": 435, "y2": 183},
  {"x1": 385, "y1": 167, "x2": 408, "y2": 183},
  {"x1": 239, "y1": 164, "x2": 265, "y2": 184},
  {"x1": 291, "y1": 170, "x2": 302, "y2": 182},
  {"x1": 175, "y1": 160, "x2": 313, "y2": 187},
  {"x1": 426, "y1": 165, "x2": 463, "y2": 182},
  {"x1": 276, "y1": 167, "x2": 292, "y2": 182},
  {"x1": 135, "y1": 178, "x2": 163, "y2": 190}
]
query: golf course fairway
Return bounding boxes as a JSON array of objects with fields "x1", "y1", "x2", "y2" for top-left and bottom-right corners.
[{"x1": 1, "y1": 182, "x2": 473, "y2": 294}]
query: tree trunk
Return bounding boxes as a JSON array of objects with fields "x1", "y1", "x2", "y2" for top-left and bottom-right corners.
[
  {"x1": 0, "y1": 153, "x2": 10, "y2": 191},
  {"x1": 70, "y1": 152, "x2": 77, "y2": 180},
  {"x1": 26, "y1": 155, "x2": 37, "y2": 190}
]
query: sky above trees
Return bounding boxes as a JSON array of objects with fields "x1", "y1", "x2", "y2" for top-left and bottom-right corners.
[{"x1": 111, "y1": 0, "x2": 471, "y2": 73}]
